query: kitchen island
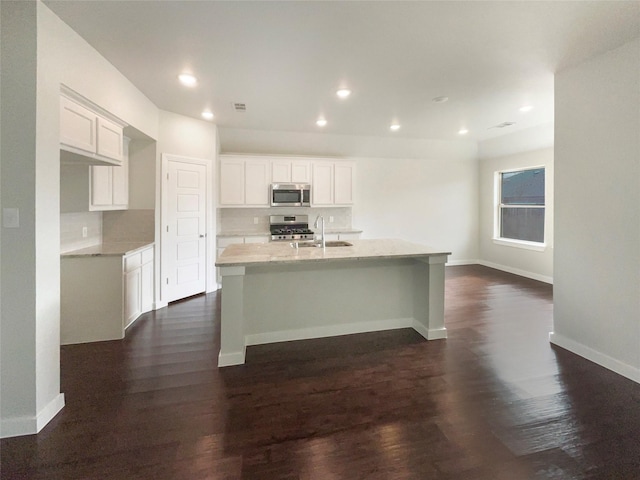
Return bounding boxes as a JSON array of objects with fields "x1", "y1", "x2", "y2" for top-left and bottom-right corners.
[{"x1": 215, "y1": 239, "x2": 450, "y2": 367}]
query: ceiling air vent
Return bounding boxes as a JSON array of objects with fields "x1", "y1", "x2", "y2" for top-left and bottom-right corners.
[
  {"x1": 490, "y1": 121, "x2": 516, "y2": 129},
  {"x1": 232, "y1": 102, "x2": 247, "y2": 112}
]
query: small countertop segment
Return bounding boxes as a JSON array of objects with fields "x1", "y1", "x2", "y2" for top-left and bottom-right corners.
[
  {"x1": 61, "y1": 242, "x2": 154, "y2": 258},
  {"x1": 216, "y1": 239, "x2": 450, "y2": 267}
]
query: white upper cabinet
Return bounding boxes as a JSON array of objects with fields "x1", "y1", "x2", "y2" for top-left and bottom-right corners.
[
  {"x1": 60, "y1": 96, "x2": 97, "y2": 154},
  {"x1": 59, "y1": 93, "x2": 125, "y2": 166},
  {"x1": 271, "y1": 158, "x2": 311, "y2": 184},
  {"x1": 96, "y1": 117, "x2": 124, "y2": 162},
  {"x1": 312, "y1": 162, "x2": 334, "y2": 205},
  {"x1": 90, "y1": 137, "x2": 129, "y2": 211},
  {"x1": 219, "y1": 156, "x2": 270, "y2": 207},
  {"x1": 219, "y1": 155, "x2": 354, "y2": 208},
  {"x1": 312, "y1": 160, "x2": 355, "y2": 206}
]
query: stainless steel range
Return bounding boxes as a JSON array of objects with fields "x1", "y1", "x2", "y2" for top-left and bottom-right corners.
[{"x1": 269, "y1": 215, "x2": 315, "y2": 242}]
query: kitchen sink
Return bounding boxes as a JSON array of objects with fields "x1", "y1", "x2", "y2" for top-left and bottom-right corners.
[{"x1": 290, "y1": 241, "x2": 353, "y2": 248}]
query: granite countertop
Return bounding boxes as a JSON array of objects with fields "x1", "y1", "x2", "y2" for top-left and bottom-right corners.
[
  {"x1": 61, "y1": 242, "x2": 154, "y2": 258},
  {"x1": 215, "y1": 239, "x2": 450, "y2": 267}
]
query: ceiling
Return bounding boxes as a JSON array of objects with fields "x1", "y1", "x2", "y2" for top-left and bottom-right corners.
[{"x1": 44, "y1": 1, "x2": 640, "y2": 142}]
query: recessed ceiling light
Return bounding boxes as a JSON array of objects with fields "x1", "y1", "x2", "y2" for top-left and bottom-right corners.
[
  {"x1": 201, "y1": 110, "x2": 214, "y2": 121},
  {"x1": 390, "y1": 124, "x2": 401, "y2": 131},
  {"x1": 178, "y1": 73, "x2": 198, "y2": 87},
  {"x1": 336, "y1": 89, "x2": 351, "y2": 99},
  {"x1": 316, "y1": 119, "x2": 327, "y2": 127},
  {"x1": 432, "y1": 96, "x2": 449, "y2": 103},
  {"x1": 519, "y1": 105, "x2": 534, "y2": 113},
  {"x1": 458, "y1": 128, "x2": 469, "y2": 135}
]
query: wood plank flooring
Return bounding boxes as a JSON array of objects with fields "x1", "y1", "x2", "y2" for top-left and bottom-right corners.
[{"x1": 2, "y1": 265, "x2": 639, "y2": 479}]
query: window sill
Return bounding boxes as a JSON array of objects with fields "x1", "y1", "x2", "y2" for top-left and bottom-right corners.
[{"x1": 492, "y1": 238, "x2": 546, "y2": 252}]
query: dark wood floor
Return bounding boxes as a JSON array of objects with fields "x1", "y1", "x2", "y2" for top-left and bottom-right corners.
[{"x1": 2, "y1": 265, "x2": 639, "y2": 479}]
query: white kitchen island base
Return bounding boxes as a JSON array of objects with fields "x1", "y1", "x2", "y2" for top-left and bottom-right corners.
[{"x1": 216, "y1": 240, "x2": 449, "y2": 367}]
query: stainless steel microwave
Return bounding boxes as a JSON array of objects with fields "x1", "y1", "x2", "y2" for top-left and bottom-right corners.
[{"x1": 270, "y1": 183, "x2": 310, "y2": 207}]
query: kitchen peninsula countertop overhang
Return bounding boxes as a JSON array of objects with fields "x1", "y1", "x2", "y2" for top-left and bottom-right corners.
[{"x1": 216, "y1": 239, "x2": 451, "y2": 268}]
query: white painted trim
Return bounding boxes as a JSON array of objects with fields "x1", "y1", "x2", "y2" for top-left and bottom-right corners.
[
  {"x1": 446, "y1": 259, "x2": 479, "y2": 266},
  {"x1": 1, "y1": 394, "x2": 65, "y2": 439},
  {"x1": 218, "y1": 348, "x2": 246, "y2": 367},
  {"x1": 245, "y1": 317, "x2": 415, "y2": 346},
  {"x1": 478, "y1": 259, "x2": 553, "y2": 284},
  {"x1": 492, "y1": 238, "x2": 546, "y2": 252},
  {"x1": 549, "y1": 332, "x2": 640, "y2": 384}
]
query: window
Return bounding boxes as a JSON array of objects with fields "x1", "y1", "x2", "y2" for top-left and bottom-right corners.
[{"x1": 496, "y1": 167, "x2": 545, "y2": 244}]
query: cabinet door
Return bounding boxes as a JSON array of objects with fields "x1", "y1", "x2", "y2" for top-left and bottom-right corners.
[
  {"x1": 312, "y1": 162, "x2": 333, "y2": 205},
  {"x1": 91, "y1": 166, "x2": 113, "y2": 207},
  {"x1": 291, "y1": 161, "x2": 311, "y2": 183},
  {"x1": 334, "y1": 162, "x2": 354, "y2": 205},
  {"x1": 219, "y1": 158, "x2": 245, "y2": 205},
  {"x1": 60, "y1": 96, "x2": 97, "y2": 154},
  {"x1": 96, "y1": 117, "x2": 124, "y2": 163},
  {"x1": 271, "y1": 160, "x2": 291, "y2": 183},
  {"x1": 245, "y1": 159, "x2": 270, "y2": 206},
  {"x1": 124, "y1": 268, "x2": 141, "y2": 328},
  {"x1": 140, "y1": 261, "x2": 153, "y2": 314}
]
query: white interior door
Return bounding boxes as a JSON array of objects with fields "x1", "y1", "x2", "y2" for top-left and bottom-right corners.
[{"x1": 166, "y1": 160, "x2": 207, "y2": 302}]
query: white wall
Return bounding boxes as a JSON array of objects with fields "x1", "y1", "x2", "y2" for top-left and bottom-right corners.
[
  {"x1": 353, "y1": 156, "x2": 478, "y2": 263},
  {"x1": 1, "y1": 1, "x2": 160, "y2": 438},
  {"x1": 219, "y1": 128, "x2": 479, "y2": 263},
  {"x1": 156, "y1": 111, "x2": 218, "y2": 306},
  {"x1": 1, "y1": 0, "x2": 42, "y2": 438},
  {"x1": 478, "y1": 147, "x2": 554, "y2": 283},
  {"x1": 552, "y1": 38, "x2": 640, "y2": 383}
]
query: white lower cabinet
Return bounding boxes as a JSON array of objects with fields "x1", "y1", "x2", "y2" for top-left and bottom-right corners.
[
  {"x1": 124, "y1": 267, "x2": 142, "y2": 326},
  {"x1": 60, "y1": 244, "x2": 154, "y2": 345},
  {"x1": 124, "y1": 245, "x2": 154, "y2": 329}
]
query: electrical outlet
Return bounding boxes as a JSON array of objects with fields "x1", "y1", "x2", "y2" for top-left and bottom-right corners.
[
  {"x1": 329, "y1": 216, "x2": 334, "y2": 223},
  {"x1": 82, "y1": 226, "x2": 88, "y2": 238},
  {"x1": 253, "y1": 217, "x2": 259, "y2": 225}
]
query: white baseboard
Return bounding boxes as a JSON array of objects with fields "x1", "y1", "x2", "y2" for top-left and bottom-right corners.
[
  {"x1": 1, "y1": 393, "x2": 65, "y2": 439},
  {"x1": 245, "y1": 317, "x2": 415, "y2": 347},
  {"x1": 446, "y1": 259, "x2": 479, "y2": 266},
  {"x1": 477, "y1": 260, "x2": 553, "y2": 284},
  {"x1": 218, "y1": 347, "x2": 246, "y2": 367},
  {"x1": 153, "y1": 300, "x2": 168, "y2": 310},
  {"x1": 550, "y1": 332, "x2": 640, "y2": 384}
]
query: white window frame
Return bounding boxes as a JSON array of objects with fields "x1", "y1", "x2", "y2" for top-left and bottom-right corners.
[{"x1": 493, "y1": 166, "x2": 546, "y2": 251}]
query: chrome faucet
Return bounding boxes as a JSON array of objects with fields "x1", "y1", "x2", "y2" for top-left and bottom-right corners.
[{"x1": 314, "y1": 215, "x2": 325, "y2": 248}]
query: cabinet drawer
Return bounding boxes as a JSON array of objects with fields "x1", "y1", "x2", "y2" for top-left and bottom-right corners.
[
  {"x1": 124, "y1": 252, "x2": 142, "y2": 272},
  {"x1": 141, "y1": 246, "x2": 154, "y2": 264}
]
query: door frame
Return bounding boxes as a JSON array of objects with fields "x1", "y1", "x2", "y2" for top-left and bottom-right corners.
[{"x1": 158, "y1": 153, "x2": 215, "y2": 308}]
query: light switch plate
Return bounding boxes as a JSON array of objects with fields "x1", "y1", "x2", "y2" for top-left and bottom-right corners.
[{"x1": 3, "y1": 208, "x2": 19, "y2": 228}]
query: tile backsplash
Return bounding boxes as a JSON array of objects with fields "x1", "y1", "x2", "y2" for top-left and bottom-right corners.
[
  {"x1": 61, "y1": 209, "x2": 155, "y2": 253},
  {"x1": 103, "y1": 209, "x2": 155, "y2": 243},
  {"x1": 219, "y1": 207, "x2": 352, "y2": 234},
  {"x1": 60, "y1": 212, "x2": 102, "y2": 253}
]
